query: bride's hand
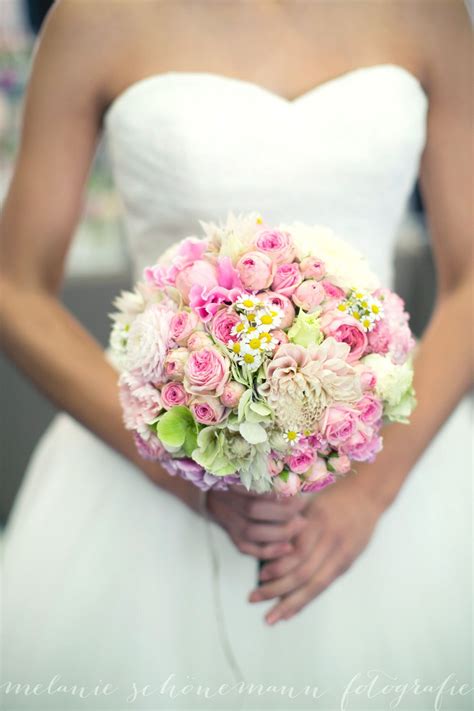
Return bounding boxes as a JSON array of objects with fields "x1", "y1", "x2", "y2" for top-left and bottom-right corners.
[
  {"x1": 248, "y1": 475, "x2": 383, "y2": 624},
  {"x1": 206, "y1": 484, "x2": 310, "y2": 560}
]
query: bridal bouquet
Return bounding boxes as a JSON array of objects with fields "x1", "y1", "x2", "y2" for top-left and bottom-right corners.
[{"x1": 110, "y1": 212, "x2": 416, "y2": 495}]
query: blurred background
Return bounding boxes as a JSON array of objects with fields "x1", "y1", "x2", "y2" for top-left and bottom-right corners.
[{"x1": 0, "y1": 0, "x2": 438, "y2": 525}]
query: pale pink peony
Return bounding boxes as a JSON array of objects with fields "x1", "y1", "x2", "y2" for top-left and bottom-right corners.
[
  {"x1": 119, "y1": 371, "x2": 163, "y2": 431},
  {"x1": 211, "y1": 308, "x2": 241, "y2": 344},
  {"x1": 236, "y1": 251, "x2": 275, "y2": 291},
  {"x1": 175, "y1": 260, "x2": 218, "y2": 303},
  {"x1": 163, "y1": 347, "x2": 189, "y2": 381},
  {"x1": 170, "y1": 310, "x2": 200, "y2": 346},
  {"x1": 300, "y1": 256, "x2": 326, "y2": 280},
  {"x1": 292, "y1": 280, "x2": 325, "y2": 312},
  {"x1": 271, "y1": 262, "x2": 303, "y2": 296},
  {"x1": 328, "y1": 453, "x2": 351, "y2": 474},
  {"x1": 187, "y1": 331, "x2": 214, "y2": 351},
  {"x1": 184, "y1": 347, "x2": 230, "y2": 396},
  {"x1": 367, "y1": 319, "x2": 390, "y2": 356},
  {"x1": 189, "y1": 284, "x2": 241, "y2": 322},
  {"x1": 254, "y1": 229, "x2": 296, "y2": 264},
  {"x1": 285, "y1": 445, "x2": 315, "y2": 474},
  {"x1": 320, "y1": 311, "x2": 368, "y2": 363},
  {"x1": 161, "y1": 381, "x2": 189, "y2": 409},
  {"x1": 355, "y1": 394, "x2": 383, "y2": 425},
  {"x1": 125, "y1": 303, "x2": 175, "y2": 383},
  {"x1": 220, "y1": 381, "x2": 246, "y2": 408},
  {"x1": 273, "y1": 471, "x2": 302, "y2": 496},
  {"x1": 322, "y1": 404, "x2": 358, "y2": 447},
  {"x1": 189, "y1": 395, "x2": 226, "y2": 424},
  {"x1": 260, "y1": 291, "x2": 295, "y2": 328}
]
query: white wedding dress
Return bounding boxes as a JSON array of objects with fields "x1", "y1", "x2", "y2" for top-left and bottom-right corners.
[{"x1": 2, "y1": 66, "x2": 472, "y2": 711}]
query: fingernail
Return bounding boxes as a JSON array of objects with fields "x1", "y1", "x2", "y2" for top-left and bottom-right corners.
[
  {"x1": 266, "y1": 612, "x2": 279, "y2": 625},
  {"x1": 249, "y1": 591, "x2": 262, "y2": 603}
]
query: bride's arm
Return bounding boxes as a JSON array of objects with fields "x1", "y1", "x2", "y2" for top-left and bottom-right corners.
[{"x1": 249, "y1": 3, "x2": 473, "y2": 623}]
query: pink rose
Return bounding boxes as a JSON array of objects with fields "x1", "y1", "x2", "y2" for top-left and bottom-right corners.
[
  {"x1": 254, "y1": 229, "x2": 295, "y2": 264},
  {"x1": 236, "y1": 251, "x2": 275, "y2": 291},
  {"x1": 184, "y1": 347, "x2": 230, "y2": 396},
  {"x1": 187, "y1": 331, "x2": 214, "y2": 351},
  {"x1": 260, "y1": 291, "x2": 295, "y2": 328},
  {"x1": 170, "y1": 310, "x2": 200, "y2": 346},
  {"x1": 323, "y1": 405, "x2": 358, "y2": 447},
  {"x1": 273, "y1": 471, "x2": 302, "y2": 496},
  {"x1": 211, "y1": 308, "x2": 241, "y2": 344},
  {"x1": 354, "y1": 364, "x2": 377, "y2": 392},
  {"x1": 341, "y1": 425, "x2": 382, "y2": 463},
  {"x1": 270, "y1": 329, "x2": 289, "y2": 346},
  {"x1": 175, "y1": 260, "x2": 218, "y2": 303},
  {"x1": 300, "y1": 256, "x2": 326, "y2": 280},
  {"x1": 163, "y1": 347, "x2": 189, "y2": 380},
  {"x1": 285, "y1": 445, "x2": 315, "y2": 474},
  {"x1": 321, "y1": 312, "x2": 368, "y2": 363},
  {"x1": 271, "y1": 263, "x2": 303, "y2": 297},
  {"x1": 328, "y1": 454, "x2": 351, "y2": 474},
  {"x1": 220, "y1": 381, "x2": 246, "y2": 408},
  {"x1": 355, "y1": 394, "x2": 383, "y2": 425},
  {"x1": 189, "y1": 395, "x2": 226, "y2": 424},
  {"x1": 268, "y1": 453, "x2": 285, "y2": 477},
  {"x1": 321, "y1": 281, "x2": 345, "y2": 299},
  {"x1": 189, "y1": 284, "x2": 241, "y2": 322},
  {"x1": 161, "y1": 381, "x2": 189, "y2": 409},
  {"x1": 292, "y1": 280, "x2": 325, "y2": 312},
  {"x1": 301, "y1": 457, "x2": 336, "y2": 492}
]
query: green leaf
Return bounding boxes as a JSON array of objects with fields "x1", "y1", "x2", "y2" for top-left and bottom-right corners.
[{"x1": 239, "y1": 421, "x2": 268, "y2": 444}]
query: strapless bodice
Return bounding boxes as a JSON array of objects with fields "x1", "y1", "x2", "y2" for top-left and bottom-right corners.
[{"x1": 103, "y1": 65, "x2": 428, "y2": 285}]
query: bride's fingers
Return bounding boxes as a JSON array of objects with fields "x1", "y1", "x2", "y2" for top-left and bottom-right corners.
[
  {"x1": 248, "y1": 534, "x2": 335, "y2": 602},
  {"x1": 234, "y1": 538, "x2": 294, "y2": 559},
  {"x1": 238, "y1": 514, "x2": 308, "y2": 545}
]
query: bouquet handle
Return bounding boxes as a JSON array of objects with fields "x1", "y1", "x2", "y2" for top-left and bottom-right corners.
[{"x1": 257, "y1": 558, "x2": 265, "y2": 586}]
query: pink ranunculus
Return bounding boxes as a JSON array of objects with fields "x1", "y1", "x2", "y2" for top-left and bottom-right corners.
[
  {"x1": 175, "y1": 260, "x2": 218, "y2": 303},
  {"x1": 292, "y1": 279, "x2": 325, "y2": 312},
  {"x1": 144, "y1": 263, "x2": 174, "y2": 289},
  {"x1": 161, "y1": 381, "x2": 189, "y2": 409},
  {"x1": 271, "y1": 262, "x2": 303, "y2": 297},
  {"x1": 187, "y1": 331, "x2": 214, "y2": 351},
  {"x1": 273, "y1": 471, "x2": 302, "y2": 496},
  {"x1": 235, "y1": 251, "x2": 275, "y2": 291},
  {"x1": 211, "y1": 308, "x2": 241, "y2": 344},
  {"x1": 285, "y1": 445, "x2": 315, "y2": 474},
  {"x1": 220, "y1": 381, "x2": 246, "y2": 408},
  {"x1": 260, "y1": 291, "x2": 295, "y2": 328},
  {"x1": 184, "y1": 347, "x2": 230, "y2": 396},
  {"x1": 189, "y1": 284, "x2": 241, "y2": 323},
  {"x1": 341, "y1": 425, "x2": 382, "y2": 463},
  {"x1": 321, "y1": 312, "x2": 368, "y2": 363},
  {"x1": 328, "y1": 454, "x2": 351, "y2": 474},
  {"x1": 354, "y1": 364, "x2": 377, "y2": 392},
  {"x1": 355, "y1": 394, "x2": 383, "y2": 425},
  {"x1": 268, "y1": 452, "x2": 285, "y2": 477},
  {"x1": 254, "y1": 229, "x2": 296, "y2": 264},
  {"x1": 169, "y1": 310, "x2": 200, "y2": 346},
  {"x1": 323, "y1": 404, "x2": 358, "y2": 447},
  {"x1": 163, "y1": 347, "x2": 189, "y2": 381},
  {"x1": 321, "y1": 281, "x2": 346, "y2": 300},
  {"x1": 300, "y1": 256, "x2": 326, "y2": 280},
  {"x1": 189, "y1": 395, "x2": 226, "y2": 424},
  {"x1": 367, "y1": 319, "x2": 390, "y2": 356},
  {"x1": 301, "y1": 457, "x2": 336, "y2": 492},
  {"x1": 270, "y1": 329, "x2": 289, "y2": 346},
  {"x1": 133, "y1": 431, "x2": 166, "y2": 461}
]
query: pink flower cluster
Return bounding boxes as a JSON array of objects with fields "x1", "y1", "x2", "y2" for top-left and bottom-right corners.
[{"x1": 112, "y1": 215, "x2": 416, "y2": 496}]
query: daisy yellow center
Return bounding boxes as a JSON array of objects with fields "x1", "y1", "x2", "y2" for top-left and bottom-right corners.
[
  {"x1": 232, "y1": 343, "x2": 241, "y2": 354},
  {"x1": 242, "y1": 299, "x2": 255, "y2": 309},
  {"x1": 260, "y1": 314, "x2": 273, "y2": 325},
  {"x1": 243, "y1": 353, "x2": 256, "y2": 364},
  {"x1": 249, "y1": 338, "x2": 262, "y2": 350},
  {"x1": 287, "y1": 430, "x2": 298, "y2": 442}
]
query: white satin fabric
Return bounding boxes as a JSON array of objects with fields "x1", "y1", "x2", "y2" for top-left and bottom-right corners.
[{"x1": 2, "y1": 66, "x2": 472, "y2": 711}]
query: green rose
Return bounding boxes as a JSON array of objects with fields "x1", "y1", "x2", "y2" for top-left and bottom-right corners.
[{"x1": 288, "y1": 311, "x2": 323, "y2": 348}]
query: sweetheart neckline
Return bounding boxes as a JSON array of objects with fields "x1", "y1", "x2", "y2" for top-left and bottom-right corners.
[{"x1": 102, "y1": 63, "x2": 428, "y2": 125}]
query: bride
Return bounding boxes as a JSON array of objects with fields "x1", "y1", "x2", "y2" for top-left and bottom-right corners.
[{"x1": 1, "y1": 1, "x2": 472, "y2": 709}]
